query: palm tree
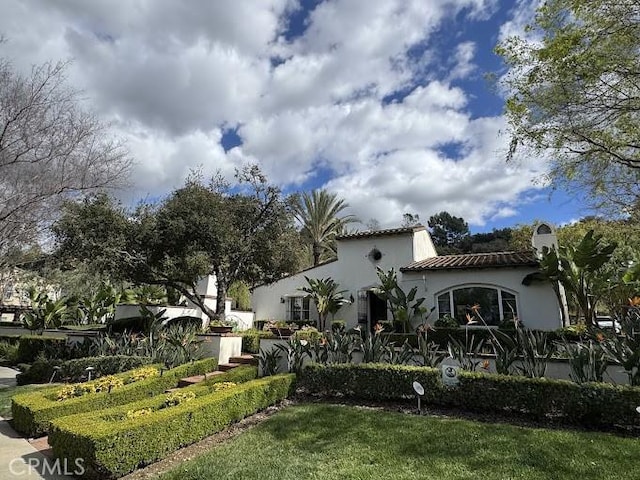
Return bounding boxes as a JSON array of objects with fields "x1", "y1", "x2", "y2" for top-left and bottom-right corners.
[{"x1": 292, "y1": 189, "x2": 358, "y2": 266}]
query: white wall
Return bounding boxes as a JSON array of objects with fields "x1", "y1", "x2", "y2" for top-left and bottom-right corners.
[
  {"x1": 401, "y1": 267, "x2": 563, "y2": 330},
  {"x1": 252, "y1": 232, "x2": 422, "y2": 325}
]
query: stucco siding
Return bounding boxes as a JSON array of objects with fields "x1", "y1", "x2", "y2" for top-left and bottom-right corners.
[{"x1": 401, "y1": 268, "x2": 562, "y2": 330}]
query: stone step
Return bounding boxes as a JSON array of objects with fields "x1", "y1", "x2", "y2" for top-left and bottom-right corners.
[
  {"x1": 217, "y1": 362, "x2": 241, "y2": 372},
  {"x1": 229, "y1": 355, "x2": 258, "y2": 366},
  {"x1": 176, "y1": 371, "x2": 225, "y2": 388}
]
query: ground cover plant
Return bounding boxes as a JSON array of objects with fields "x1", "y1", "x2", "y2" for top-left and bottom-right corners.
[{"x1": 155, "y1": 403, "x2": 640, "y2": 480}]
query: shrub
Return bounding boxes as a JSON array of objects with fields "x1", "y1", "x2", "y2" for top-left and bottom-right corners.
[
  {"x1": 0, "y1": 340, "x2": 18, "y2": 365},
  {"x1": 299, "y1": 363, "x2": 640, "y2": 428},
  {"x1": 240, "y1": 328, "x2": 275, "y2": 354},
  {"x1": 16, "y1": 336, "x2": 68, "y2": 363},
  {"x1": 11, "y1": 357, "x2": 217, "y2": 437},
  {"x1": 49, "y1": 374, "x2": 295, "y2": 478},
  {"x1": 16, "y1": 355, "x2": 154, "y2": 385}
]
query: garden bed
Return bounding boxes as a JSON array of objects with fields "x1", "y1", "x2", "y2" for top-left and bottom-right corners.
[
  {"x1": 11, "y1": 357, "x2": 217, "y2": 437},
  {"x1": 50, "y1": 373, "x2": 295, "y2": 478}
]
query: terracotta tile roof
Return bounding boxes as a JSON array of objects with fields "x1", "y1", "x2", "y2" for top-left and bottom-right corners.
[
  {"x1": 401, "y1": 251, "x2": 538, "y2": 272},
  {"x1": 336, "y1": 225, "x2": 426, "y2": 241}
]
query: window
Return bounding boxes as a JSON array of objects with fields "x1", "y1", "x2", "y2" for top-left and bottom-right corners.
[
  {"x1": 436, "y1": 286, "x2": 518, "y2": 326},
  {"x1": 286, "y1": 296, "x2": 310, "y2": 322}
]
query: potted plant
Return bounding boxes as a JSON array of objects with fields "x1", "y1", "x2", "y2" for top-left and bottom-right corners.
[
  {"x1": 209, "y1": 318, "x2": 235, "y2": 334},
  {"x1": 267, "y1": 320, "x2": 296, "y2": 337}
]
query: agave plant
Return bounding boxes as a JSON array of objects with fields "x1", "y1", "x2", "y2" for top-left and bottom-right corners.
[
  {"x1": 561, "y1": 338, "x2": 608, "y2": 384},
  {"x1": 22, "y1": 287, "x2": 69, "y2": 333},
  {"x1": 447, "y1": 335, "x2": 485, "y2": 371},
  {"x1": 324, "y1": 328, "x2": 357, "y2": 364},
  {"x1": 275, "y1": 336, "x2": 311, "y2": 374},
  {"x1": 515, "y1": 329, "x2": 555, "y2": 378},
  {"x1": 386, "y1": 340, "x2": 416, "y2": 365},
  {"x1": 356, "y1": 325, "x2": 389, "y2": 363},
  {"x1": 258, "y1": 347, "x2": 282, "y2": 376}
]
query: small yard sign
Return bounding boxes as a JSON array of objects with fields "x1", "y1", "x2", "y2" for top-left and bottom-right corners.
[{"x1": 441, "y1": 357, "x2": 460, "y2": 387}]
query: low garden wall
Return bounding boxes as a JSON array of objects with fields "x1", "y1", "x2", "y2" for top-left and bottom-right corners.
[
  {"x1": 12, "y1": 357, "x2": 218, "y2": 437},
  {"x1": 259, "y1": 338, "x2": 631, "y2": 384},
  {"x1": 50, "y1": 373, "x2": 295, "y2": 478},
  {"x1": 299, "y1": 363, "x2": 640, "y2": 429},
  {"x1": 197, "y1": 334, "x2": 242, "y2": 364}
]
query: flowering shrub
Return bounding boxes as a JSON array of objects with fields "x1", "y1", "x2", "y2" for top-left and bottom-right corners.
[
  {"x1": 126, "y1": 407, "x2": 153, "y2": 419},
  {"x1": 126, "y1": 366, "x2": 160, "y2": 384},
  {"x1": 163, "y1": 391, "x2": 196, "y2": 408},
  {"x1": 211, "y1": 382, "x2": 237, "y2": 392}
]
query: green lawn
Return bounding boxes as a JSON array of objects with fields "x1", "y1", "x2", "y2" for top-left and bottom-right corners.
[
  {"x1": 0, "y1": 384, "x2": 51, "y2": 418},
  {"x1": 158, "y1": 404, "x2": 640, "y2": 480}
]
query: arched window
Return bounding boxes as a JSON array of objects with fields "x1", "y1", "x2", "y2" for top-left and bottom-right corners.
[
  {"x1": 536, "y1": 223, "x2": 552, "y2": 235},
  {"x1": 436, "y1": 285, "x2": 518, "y2": 326}
]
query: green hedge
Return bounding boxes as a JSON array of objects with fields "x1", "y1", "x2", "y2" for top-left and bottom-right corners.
[
  {"x1": 16, "y1": 335, "x2": 68, "y2": 363},
  {"x1": 16, "y1": 355, "x2": 154, "y2": 385},
  {"x1": 300, "y1": 363, "x2": 640, "y2": 428},
  {"x1": 49, "y1": 373, "x2": 295, "y2": 478},
  {"x1": 11, "y1": 357, "x2": 217, "y2": 437},
  {"x1": 239, "y1": 329, "x2": 275, "y2": 354}
]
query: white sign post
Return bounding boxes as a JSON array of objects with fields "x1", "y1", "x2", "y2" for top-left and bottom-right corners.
[{"x1": 441, "y1": 357, "x2": 460, "y2": 387}]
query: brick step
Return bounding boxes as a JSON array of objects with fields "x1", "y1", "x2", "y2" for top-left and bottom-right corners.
[
  {"x1": 217, "y1": 362, "x2": 241, "y2": 372},
  {"x1": 177, "y1": 371, "x2": 225, "y2": 387},
  {"x1": 229, "y1": 355, "x2": 258, "y2": 366}
]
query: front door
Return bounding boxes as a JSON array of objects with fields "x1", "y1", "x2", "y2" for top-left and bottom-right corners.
[{"x1": 368, "y1": 291, "x2": 387, "y2": 331}]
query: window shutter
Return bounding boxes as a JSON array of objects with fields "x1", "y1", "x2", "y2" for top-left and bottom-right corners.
[{"x1": 357, "y1": 290, "x2": 367, "y2": 324}]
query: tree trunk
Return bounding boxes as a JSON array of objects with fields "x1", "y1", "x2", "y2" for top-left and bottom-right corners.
[
  {"x1": 216, "y1": 277, "x2": 227, "y2": 322},
  {"x1": 312, "y1": 242, "x2": 321, "y2": 266}
]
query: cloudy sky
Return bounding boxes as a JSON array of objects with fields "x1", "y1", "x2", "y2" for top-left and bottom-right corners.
[{"x1": 0, "y1": 0, "x2": 586, "y2": 232}]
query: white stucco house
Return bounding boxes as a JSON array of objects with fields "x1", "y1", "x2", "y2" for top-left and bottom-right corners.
[
  {"x1": 115, "y1": 276, "x2": 255, "y2": 330},
  {"x1": 252, "y1": 223, "x2": 568, "y2": 331}
]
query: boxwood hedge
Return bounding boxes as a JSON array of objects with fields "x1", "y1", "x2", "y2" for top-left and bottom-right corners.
[
  {"x1": 49, "y1": 373, "x2": 295, "y2": 478},
  {"x1": 11, "y1": 357, "x2": 217, "y2": 437},
  {"x1": 300, "y1": 363, "x2": 640, "y2": 428},
  {"x1": 16, "y1": 335, "x2": 68, "y2": 363}
]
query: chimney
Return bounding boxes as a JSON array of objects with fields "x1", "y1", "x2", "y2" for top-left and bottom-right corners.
[{"x1": 531, "y1": 222, "x2": 558, "y2": 257}]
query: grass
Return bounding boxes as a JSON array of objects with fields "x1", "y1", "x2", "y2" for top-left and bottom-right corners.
[
  {"x1": 0, "y1": 384, "x2": 52, "y2": 418},
  {"x1": 158, "y1": 403, "x2": 640, "y2": 480}
]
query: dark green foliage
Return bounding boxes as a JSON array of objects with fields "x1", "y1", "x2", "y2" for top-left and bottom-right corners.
[
  {"x1": 16, "y1": 355, "x2": 153, "y2": 385},
  {"x1": 427, "y1": 211, "x2": 470, "y2": 254},
  {"x1": 49, "y1": 374, "x2": 295, "y2": 478},
  {"x1": 300, "y1": 363, "x2": 640, "y2": 428},
  {"x1": 11, "y1": 357, "x2": 217, "y2": 437},
  {"x1": 240, "y1": 329, "x2": 275, "y2": 354},
  {"x1": 16, "y1": 336, "x2": 68, "y2": 363}
]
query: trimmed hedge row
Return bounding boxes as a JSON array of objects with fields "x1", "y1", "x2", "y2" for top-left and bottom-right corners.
[
  {"x1": 17, "y1": 335, "x2": 68, "y2": 363},
  {"x1": 16, "y1": 355, "x2": 154, "y2": 385},
  {"x1": 50, "y1": 373, "x2": 295, "y2": 478},
  {"x1": 12, "y1": 357, "x2": 218, "y2": 437},
  {"x1": 300, "y1": 363, "x2": 640, "y2": 428}
]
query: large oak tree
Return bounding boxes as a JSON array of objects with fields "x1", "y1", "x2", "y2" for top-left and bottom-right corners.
[{"x1": 53, "y1": 166, "x2": 301, "y2": 322}]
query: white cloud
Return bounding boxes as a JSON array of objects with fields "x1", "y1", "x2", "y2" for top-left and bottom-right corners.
[{"x1": 0, "y1": 0, "x2": 546, "y2": 227}]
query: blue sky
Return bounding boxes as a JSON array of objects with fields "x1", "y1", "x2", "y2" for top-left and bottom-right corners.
[{"x1": 0, "y1": 0, "x2": 585, "y2": 233}]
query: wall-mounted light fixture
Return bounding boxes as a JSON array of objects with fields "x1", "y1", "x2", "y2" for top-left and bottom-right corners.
[
  {"x1": 280, "y1": 296, "x2": 286, "y2": 303},
  {"x1": 349, "y1": 293, "x2": 354, "y2": 303}
]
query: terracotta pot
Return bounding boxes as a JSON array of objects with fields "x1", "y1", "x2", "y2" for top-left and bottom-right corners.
[
  {"x1": 270, "y1": 327, "x2": 294, "y2": 336},
  {"x1": 210, "y1": 326, "x2": 233, "y2": 334}
]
